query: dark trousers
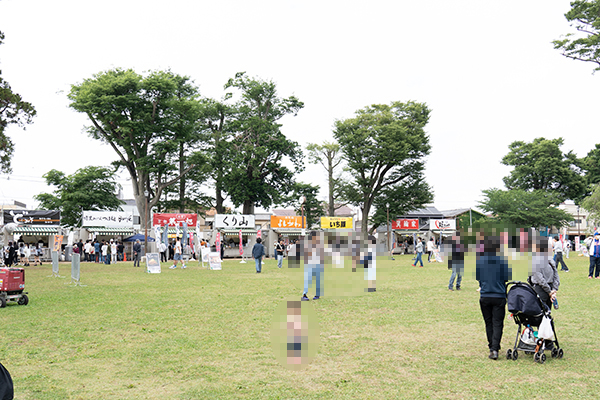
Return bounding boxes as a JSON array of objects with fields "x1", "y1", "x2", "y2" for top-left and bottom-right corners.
[
  {"x1": 555, "y1": 252, "x2": 568, "y2": 271},
  {"x1": 479, "y1": 297, "x2": 506, "y2": 351},
  {"x1": 160, "y1": 251, "x2": 167, "y2": 262},
  {"x1": 589, "y1": 256, "x2": 600, "y2": 278}
]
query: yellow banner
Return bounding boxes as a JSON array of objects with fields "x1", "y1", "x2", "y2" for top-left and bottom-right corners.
[
  {"x1": 321, "y1": 217, "x2": 353, "y2": 229},
  {"x1": 53, "y1": 235, "x2": 64, "y2": 252}
]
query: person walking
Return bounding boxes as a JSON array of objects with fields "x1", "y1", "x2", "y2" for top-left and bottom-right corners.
[
  {"x1": 117, "y1": 241, "x2": 124, "y2": 261},
  {"x1": 412, "y1": 238, "x2": 424, "y2": 267},
  {"x1": 588, "y1": 232, "x2": 600, "y2": 279},
  {"x1": 301, "y1": 232, "x2": 324, "y2": 300},
  {"x1": 531, "y1": 236, "x2": 560, "y2": 310},
  {"x1": 170, "y1": 237, "x2": 186, "y2": 269},
  {"x1": 447, "y1": 233, "x2": 464, "y2": 291},
  {"x1": 133, "y1": 239, "x2": 142, "y2": 268},
  {"x1": 553, "y1": 236, "x2": 569, "y2": 272},
  {"x1": 275, "y1": 239, "x2": 285, "y2": 269},
  {"x1": 159, "y1": 241, "x2": 167, "y2": 262},
  {"x1": 427, "y1": 237, "x2": 435, "y2": 263},
  {"x1": 94, "y1": 240, "x2": 100, "y2": 263},
  {"x1": 252, "y1": 238, "x2": 265, "y2": 273},
  {"x1": 476, "y1": 236, "x2": 511, "y2": 360}
]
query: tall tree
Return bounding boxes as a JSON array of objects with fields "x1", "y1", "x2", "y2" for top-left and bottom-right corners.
[
  {"x1": 0, "y1": 30, "x2": 36, "y2": 173},
  {"x1": 479, "y1": 188, "x2": 573, "y2": 228},
  {"x1": 334, "y1": 101, "x2": 433, "y2": 236},
  {"x1": 306, "y1": 141, "x2": 346, "y2": 217},
  {"x1": 582, "y1": 184, "x2": 600, "y2": 227},
  {"x1": 285, "y1": 182, "x2": 324, "y2": 229},
  {"x1": 583, "y1": 143, "x2": 600, "y2": 186},
  {"x1": 68, "y1": 69, "x2": 204, "y2": 234},
  {"x1": 553, "y1": 0, "x2": 600, "y2": 72},
  {"x1": 222, "y1": 72, "x2": 304, "y2": 214},
  {"x1": 501, "y1": 137, "x2": 587, "y2": 203},
  {"x1": 34, "y1": 166, "x2": 123, "y2": 227}
]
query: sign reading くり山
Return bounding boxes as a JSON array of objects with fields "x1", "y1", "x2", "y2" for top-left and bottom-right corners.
[{"x1": 214, "y1": 214, "x2": 255, "y2": 229}]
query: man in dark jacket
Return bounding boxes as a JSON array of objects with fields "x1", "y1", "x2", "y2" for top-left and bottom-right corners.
[
  {"x1": 252, "y1": 238, "x2": 265, "y2": 273},
  {"x1": 476, "y1": 235, "x2": 511, "y2": 360},
  {"x1": 133, "y1": 240, "x2": 142, "y2": 267},
  {"x1": 0, "y1": 362, "x2": 13, "y2": 400}
]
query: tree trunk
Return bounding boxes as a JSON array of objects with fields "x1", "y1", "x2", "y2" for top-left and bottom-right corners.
[
  {"x1": 179, "y1": 142, "x2": 186, "y2": 213},
  {"x1": 328, "y1": 155, "x2": 335, "y2": 216},
  {"x1": 242, "y1": 200, "x2": 254, "y2": 215}
]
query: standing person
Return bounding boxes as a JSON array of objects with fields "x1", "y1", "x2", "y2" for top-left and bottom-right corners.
[
  {"x1": 76, "y1": 240, "x2": 84, "y2": 259},
  {"x1": 564, "y1": 239, "x2": 571, "y2": 259},
  {"x1": 301, "y1": 232, "x2": 324, "y2": 300},
  {"x1": 94, "y1": 240, "x2": 100, "y2": 263},
  {"x1": 275, "y1": 239, "x2": 285, "y2": 269},
  {"x1": 476, "y1": 235, "x2": 511, "y2": 360},
  {"x1": 133, "y1": 239, "x2": 142, "y2": 268},
  {"x1": 18, "y1": 243, "x2": 25, "y2": 266},
  {"x1": 427, "y1": 237, "x2": 435, "y2": 263},
  {"x1": 168, "y1": 242, "x2": 174, "y2": 260},
  {"x1": 170, "y1": 237, "x2": 186, "y2": 269},
  {"x1": 83, "y1": 240, "x2": 90, "y2": 262},
  {"x1": 159, "y1": 241, "x2": 167, "y2": 262},
  {"x1": 588, "y1": 232, "x2": 600, "y2": 279},
  {"x1": 33, "y1": 242, "x2": 42, "y2": 266},
  {"x1": 447, "y1": 233, "x2": 464, "y2": 291},
  {"x1": 412, "y1": 238, "x2": 424, "y2": 267},
  {"x1": 24, "y1": 243, "x2": 31, "y2": 266},
  {"x1": 110, "y1": 240, "x2": 117, "y2": 264},
  {"x1": 101, "y1": 241, "x2": 109, "y2": 264},
  {"x1": 117, "y1": 241, "x2": 124, "y2": 261},
  {"x1": 553, "y1": 236, "x2": 569, "y2": 272},
  {"x1": 252, "y1": 238, "x2": 265, "y2": 273},
  {"x1": 531, "y1": 236, "x2": 560, "y2": 310},
  {"x1": 88, "y1": 241, "x2": 95, "y2": 264}
]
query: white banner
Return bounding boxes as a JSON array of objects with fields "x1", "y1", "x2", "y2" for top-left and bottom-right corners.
[
  {"x1": 429, "y1": 219, "x2": 456, "y2": 231},
  {"x1": 214, "y1": 214, "x2": 255, "y2": 229},
  {"x1": 82, "y1": 211, "x2": 134, "y2": 228}
]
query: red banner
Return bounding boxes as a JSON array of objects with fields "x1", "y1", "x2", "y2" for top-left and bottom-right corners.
[
  {"x1": 153, "y1": 213, "x2": 197, "y2": 227},
  {"x1": 216, "y1": 231, "x2": 221, "y2": 254},
  {"x1": 392, "y1": 219, "x2": 419, "y2": 230},
  {"x1": 239, "y1": 230, "x2": 243, "y2": 256}
]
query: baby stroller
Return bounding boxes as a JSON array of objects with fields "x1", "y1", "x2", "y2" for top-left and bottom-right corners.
[{"x1": 506, "y1": 281, "x2": 563, "y2": 364}]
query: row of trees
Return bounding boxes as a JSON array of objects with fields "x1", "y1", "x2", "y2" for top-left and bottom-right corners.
[{"x1": 45, "y1": 68, "x2": 434, "y2": 234}]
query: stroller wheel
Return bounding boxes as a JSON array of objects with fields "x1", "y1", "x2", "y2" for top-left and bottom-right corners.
[
  {"x1": 512, "y1": 350, "x2": 518, "y2": 360},
  {"x1": 506, "y1": 349, "x2": 513, "y2": 360},
  {"x1": 551, "y1": 348, "x2": 558, "y2": 358},
  {"x1": 558, "y1": 348, "x2": 564, "y2": 359},
  {"x1": 539, "y1": 353, "x2": 546, "y2": 364},
  {"x1": 534, "y1": 352, "x2": 540, "y2": 363}
]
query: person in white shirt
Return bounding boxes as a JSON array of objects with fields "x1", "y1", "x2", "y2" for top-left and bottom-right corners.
[
  {"x1": 427, "y1": 238, "x2": 436, "y2": 262},
  {"x1": 552, "y1": 236, "x2": 569, "y2": 272},
  {"x1": 159, "y1": 241, "x2": 167, "y2": 262},
  {"x1": 110, "y1": 240, "x2": 117, "y2": 264},
  {"x1": 101, "y1": 241, "x2": 109, "y2": 264},
  {"x1": 170, "y1": 237, "x2": 185, "y2": 269}
]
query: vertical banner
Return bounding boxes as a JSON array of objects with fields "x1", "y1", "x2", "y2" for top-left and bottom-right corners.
[
  {"x1": 53, "y1": 235, "x2": 63, "y2": 252},
  {"x1": 257, "y1": 230, "x2": 262, "y2": 239},
  {"x1": 216, "y1": 232, "x2": 221, "y2": 255},
  {"x1": 239, "y1": 230, "x2": 243, "y2": 256},
  {"x1": 162, "y1": 224, "x2": 169, "y2": 246},
  {"x1": 182, "y1": 222, "x2": 188, "y2": 247},
  {"x1": 575, "y1": 236, "x2": 580, "y2": 252}
]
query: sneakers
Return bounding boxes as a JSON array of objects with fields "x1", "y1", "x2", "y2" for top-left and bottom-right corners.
[
  {"x1": 169, "y1": 265, "x2": 177, "y2": 269},
  {"x1": 411, "y1": 264, "x2": 416, "y2": 267},
  {"x1": 456, "y1": 287, "x2": 461, "y2": 291},
  {"x1": 589, "y1": 276, "x2": 593, "y2": 279},
  {"x1": 489, "y1": 350, "x2": 498, "y2": 360},
  {"x1": 367, "y1": 288, "x2": 376, "y2": 292},
  {"x1": 301, "y1": 294, "x2": 309, "y2": 301},
  {"x1": 312, "y1": 296, "x2": 320, "y2": 300},
  {"x1": 181, "y1": 264, "x2": 186, "y2": 269}
]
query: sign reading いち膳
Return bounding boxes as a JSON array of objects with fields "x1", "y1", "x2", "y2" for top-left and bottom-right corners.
[{"x1": 82, "y1": 211, "x2": 134, "y2": 228}]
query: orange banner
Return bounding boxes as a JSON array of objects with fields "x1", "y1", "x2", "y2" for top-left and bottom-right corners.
[
  {"x1": 52, "y1": 235, "x2": 63, "y2": 252},
  {"x1": 271, "y1": 216, "x2": 305, "y2": 229}
]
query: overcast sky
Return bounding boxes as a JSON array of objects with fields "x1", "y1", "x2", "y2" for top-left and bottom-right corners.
[{"x1": 0, "y1": 0, "x2": 597, "y2": 216}]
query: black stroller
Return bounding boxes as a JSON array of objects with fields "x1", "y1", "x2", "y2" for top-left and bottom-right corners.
[{"x1": 506, "y1": 281, "x2": 564, "y2": 363}]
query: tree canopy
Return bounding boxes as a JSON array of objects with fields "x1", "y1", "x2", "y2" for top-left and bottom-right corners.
[
  {"x1": 0, "y1": 31, "x2": 36, "y2": 173},
  {"x1": 553, "y1": 0, "x2": 600, "y2": 72},
  {"x1": 306, "y1": 141, "x2": 346, "y2": 217},
  {"x1": 582, "y1": 184, "x2": 600, "y2": 227},
  {"x1": 479, "y1": 189, "x2": 573, "y2": 228},
  {"x1": 501, "y1": 137, "x2": 587, "y2": 203},
  {"x1": 34, "y1": 166, "x2": 123, "y2": 227},
  {"x1": 334, "y1": 101, "x2": 433, "y2": 236},
  {"x1": 68, "y1": 69, "x2": 205, "y2": 232}
]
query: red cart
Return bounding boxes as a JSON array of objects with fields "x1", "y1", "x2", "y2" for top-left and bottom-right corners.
[{"x1": 0, "y1": 268, "x2": 29, "y2": 308}]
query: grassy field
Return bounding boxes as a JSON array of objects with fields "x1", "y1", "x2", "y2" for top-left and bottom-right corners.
[{"x1": 1, "y1": 253, "x2": 600, "y2": 399}]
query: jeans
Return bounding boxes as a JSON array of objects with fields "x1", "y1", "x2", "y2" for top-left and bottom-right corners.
[
  {"x1": 277, "y1": 254, "x2": 283, "y2": 268},
  {"x1": 479, "y1": 297, "x2": 506, "y2": 351},
  {"x1": 95, "y1": 253, "x2": 99, "y2": 263},
  {"x1": 303, "y1": 264, "x2": 323, "y2": 297},
  {"x1": 255, "y1": 257, "x2": 262, "y2": 273},
  {"x1": 555, "y1": 252, "x2": 568, "y2": 271},
  {"x1": 589, "y1": 256, "x2": 600, "y2": 278},
  {"x1": 133, "y1": 253, "x2": 140, "y2": 268},
  {"x1": 448, "y1": 262, "x2": 463, "y2": 289},
  {"x1": 414, "y1": 252, "x2": 423, "y2": 266}
]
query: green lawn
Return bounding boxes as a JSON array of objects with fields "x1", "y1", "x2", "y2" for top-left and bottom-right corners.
[{"x1": 1, "y1": 254, "x2": 600, "y2": 399}]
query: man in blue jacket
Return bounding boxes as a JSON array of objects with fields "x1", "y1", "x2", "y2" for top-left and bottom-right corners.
[
  {"x1": 476, "y1": 235, "x2": 511, "y2": 360},
  {"x1": 252, "y1": 238, "x2": 265, "y2": 273}
]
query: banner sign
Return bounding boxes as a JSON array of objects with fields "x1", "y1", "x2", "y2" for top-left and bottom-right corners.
[
  {"x1": 4, "y1": 209, "x2": 60, "y2": 225},
  {"x1": 215, "y1": 231, "x2": 221, "y2": 254},
  {"x1": 82, "y1": 211, "x2": 133, "y2": 228},
  {"x1": 239, "y1": 230, "x2": 243, "y2": 256},
  {"x1": 52, "y1": 235, "x2": 64, "y2": 252},
  {"x1": 271, "y1": 216, "x2": 304, "y2": 229},
  {"x1": 321, "y1": 217, "x2": 353, "y2": 229},
  {"x1": 208, "y1": 252, "x2": 222, "y2": 270},
  {"x1": 152, "y1": 213, "x2": 197, "y2": 227},
  {"x1": 392, "y1": 219, "x2": 419, "y2": 230},
  {"x1": 430, "y1": 219, "x2": 456, "y2": 230},
  {"x1": 146, "y1": 253, "x2": 161, "y2": 274},
  {"x1": 201, "y1": 246, "x2": 210, "y2": 263},
  {"x1": 215, "y1": 214, "x2": 255, "y2": 229}
]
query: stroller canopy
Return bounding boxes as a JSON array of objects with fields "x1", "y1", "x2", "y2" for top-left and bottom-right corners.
[{"x1": 507, "y1": 283, "x2": 544, "y2": 317}]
